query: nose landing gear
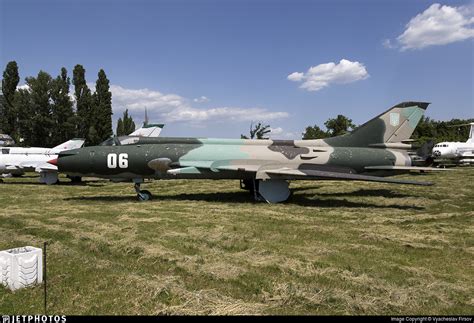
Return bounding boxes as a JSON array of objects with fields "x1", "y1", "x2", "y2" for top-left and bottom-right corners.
[{"x1": 134, "y1": 182, "x2": 152, "y2": 201}]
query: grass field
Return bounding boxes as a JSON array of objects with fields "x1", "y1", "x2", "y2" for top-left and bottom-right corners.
[{"x1": 0, "y1": 169, "x2": 473, "y2": 315}]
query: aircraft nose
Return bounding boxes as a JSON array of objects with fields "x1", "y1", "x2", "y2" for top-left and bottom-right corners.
[
  {"x1": 432, "y1": 150, "x2": 441, "y2": 157},
  {"x1": 47, "y1": 158, "x2": 58, "y2": 166}
]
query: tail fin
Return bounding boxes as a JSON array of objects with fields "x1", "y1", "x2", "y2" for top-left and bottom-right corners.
[
  {"x1": 324, "y1": 101, "x2": 429, "y2": 147},
  {"x1": 52, "y1": 138, "x2": 85, "y2": 151},
  {"x1": 467, "y1": 123, "x2": 474, "y2": 144},
  {"x1": 129, "y1": 124, "x2": 164, "y2": 137}
]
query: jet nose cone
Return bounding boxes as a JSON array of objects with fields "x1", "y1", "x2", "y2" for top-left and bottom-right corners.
[{"x1": 47, "y1": 158, "x2": 58, "y2": 166}]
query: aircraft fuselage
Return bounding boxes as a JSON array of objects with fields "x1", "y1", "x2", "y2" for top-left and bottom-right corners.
[{"x1": 57, "y1": 138, "x2": 412, "y2": 180}]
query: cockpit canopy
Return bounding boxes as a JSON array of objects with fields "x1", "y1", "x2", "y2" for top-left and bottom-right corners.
[{"x1": 99, "y1": 136, "x2": 141, "y2": 146}]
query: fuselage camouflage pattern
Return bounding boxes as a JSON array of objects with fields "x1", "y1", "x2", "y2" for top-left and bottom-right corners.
[{"x1": 55, "y1": 102, "x2": 436, "y2": 202}]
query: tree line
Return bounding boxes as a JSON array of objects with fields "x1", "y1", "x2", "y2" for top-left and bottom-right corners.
[
  {"x1": 303, "y1": 115, "x2": 473, "y2": 143},
  {"x1": 0, "y1": 61, "x2": 117, "y2": 147},
  {"x1": 411, "y1": 116, "x2": 474, "y2": 144}
]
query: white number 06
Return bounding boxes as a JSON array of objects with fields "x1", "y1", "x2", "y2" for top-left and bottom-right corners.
[{"x1": 107, "y1": 153, "x2": 128, "y2": 169}]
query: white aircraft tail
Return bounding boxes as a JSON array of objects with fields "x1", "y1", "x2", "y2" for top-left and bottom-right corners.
[
  {"x1": 129, "y1": 124, "x2": 164, "y2": 137},
  {"x1": 52, "y1": 138, "x2": 86, "y2": 151},
  {"x1": 467, "y1": 123, "x2": 474, "y2": 144}
]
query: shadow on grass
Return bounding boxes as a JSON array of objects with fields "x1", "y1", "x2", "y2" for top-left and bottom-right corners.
[
  {"x1": 290, "y1": 195, "x2": 423, "y2": 210},
  {"x1": 0, "y1": 181, "x2": 105, "y2": 187},
  {"x1": 317, "y1": 189, "x2": 413, "y2": 199},
  {"x1": 64, "y1": 191, "x2": 424, "y2": 210},
  {"x1": 65, "y1": 195, "x2": 138, "y2": 202}
]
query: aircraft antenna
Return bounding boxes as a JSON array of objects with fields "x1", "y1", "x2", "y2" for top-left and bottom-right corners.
[{"x1": 144, "y1": 107, "x2": 149, "y2": 127}]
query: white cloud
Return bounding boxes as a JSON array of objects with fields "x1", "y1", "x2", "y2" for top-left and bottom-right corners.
[
  {"x1": 287, "y1": 59, "x2": 369, "y2": 92},
  {"x1": 287, "y1": 72, "x2": 304, "y2": 82},
  {"x1": 268, "y1": 127, "x2": 301, "y2": 140},
  {"x1": 396, "y1": 3, "x2": 474, "y2": 50},
  {"x1": 382, "y1": 38, "x2": 395, "y2": 49},
  {"x1": 269, "y1": 127, "x2": 283, "y2": 135},
  {"x1": 109, "y1": 85, "x2": 288, "y2": 123},
  {"x1": 267, "y1": 127, "x2": 299, "y2": 139},
  {"x1": 16, "y1": 84, "x2": 30, "y2": 91},
  {"x1": 16, "y1": 83, "x2": 288, "y2": 126},
  {"x1": 193, "y1": 96, "x2": 210, "y2": 103}
]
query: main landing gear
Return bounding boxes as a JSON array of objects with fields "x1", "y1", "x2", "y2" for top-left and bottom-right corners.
[
  {"x1": 240, "y1": 178, "x2": 291, "y2": 203},
  {"x1": 134, "y1": 182, "x2": 152, "y2": 201}
]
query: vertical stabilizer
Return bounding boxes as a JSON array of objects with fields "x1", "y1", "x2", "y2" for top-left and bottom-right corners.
[
  {"x1": 323, "y1": 101, "x2": 430, "y2": 147},
  {"x1": 129, "y1": 124, "x2": 164, "y2": 137},
  {"x1": 467, "y1": 123, "x2": 474, "y2": 144}
]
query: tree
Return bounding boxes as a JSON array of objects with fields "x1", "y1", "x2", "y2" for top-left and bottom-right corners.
[
  {"x1": 0, "y1": 93, "x2": 5, "y2": 131},
  {"x1": 324, "y1": 115, "x2": 355, "y2": 137},
  {"x1": 302, "y1": 125, "x2": 328, "y2": 139},
  {"x1": 92, "y1": 69, "x2": 113, "y2": 144},
  {"x1": 412, "y1": 116, "x2": 474, "y2": 144},
  {"x1": 25, "y1": 71, "x2": 54, "y2": 146},
  {"x1": 241, "y1": 122, "x2": 271, "y2": 139},
  {"x1": 1, "y1": 61, "x2": 20, "y2": 138},
  {"x1": 123, "y1": 110, "x2": 135, "y2": 135},
  {"x1": 116, "y1": 118, "x2": 124, "y2": 137},
  {"x1": 50, "y1": 67, "x2": 75, "y2": 145},
  {"x1": 88, "y1": 125, "x2": 100, "y2": 146},
  {"x1": 73, "y1": 64, "x2": 92, "y2": 141},
  {"x1": 116, "y1": 109, "x2": 135, "y2": 136},
  {"x1": 15, "y1": 88, "x2": 34, "y2": 145}
]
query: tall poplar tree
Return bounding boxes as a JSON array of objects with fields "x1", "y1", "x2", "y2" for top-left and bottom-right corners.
[
  {"x1": 51, "y1": 67, "x2": 75, "y2": 145},
  {"x1": 26, "y1": 71, "x2": 53, "y2": 146},
  {"x1": 16, "y1": 88, "x2": 34, "y2": 145},
  {"x1": 73, "y1": 64, "x2": 92, "y2": 140},
  {"x1": 92, "y1": 69, "x2": 112, "y2": 144},
  {"x1": 1, "y1": 61, "x2": 20, "y2": 137}
]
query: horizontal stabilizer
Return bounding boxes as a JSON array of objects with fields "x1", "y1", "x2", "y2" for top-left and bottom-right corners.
[
  {"x1": 368, "y1": 143, "x2": 414, "y2": 149},
  {"x1": 52, "y1": 138, "x2": 85, "y2": 151},
  {"x1": 36, "y1": 163, "x2": 58, "y2": 172}
]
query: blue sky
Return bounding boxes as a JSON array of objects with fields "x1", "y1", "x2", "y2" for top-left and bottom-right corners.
[{"x1": 1, "y1": 0, "x2": 473, "y2": 138}]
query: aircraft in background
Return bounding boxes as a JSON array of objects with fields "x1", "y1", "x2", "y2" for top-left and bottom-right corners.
[
  {"x1": 52, "y1": 101, "x2": 443, "y2": 203},
  {"x1": 1, "y1": 138, "x2": 85, "y2": 184},
  {"x1": 128, "y1": 123, "x2": 164, "y2": 138},
  {"x1": 101, "y1": 123, "x2": 165, "y2": 146},
  {"x1": 0, "y1": 134, "x2": 15, "y2": 147},
  {"x1": 432, "y1": 123, "x2": 474, "y2": 165}
]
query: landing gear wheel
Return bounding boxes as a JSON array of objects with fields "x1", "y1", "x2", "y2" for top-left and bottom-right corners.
[
  {"x1": 137, "y1": 190, "x2": 152, "y2": 201},
  {"x1": 256, "y1": 179, "x2": 290, "y2": 203},
  {"x1": 134, "y1": 181, "x2": 152, "y2": 201}
]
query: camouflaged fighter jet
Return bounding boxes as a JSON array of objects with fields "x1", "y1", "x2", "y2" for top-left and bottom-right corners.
[{"x1": 51, "y1": 101, "x2": 439, "y2": 203}]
